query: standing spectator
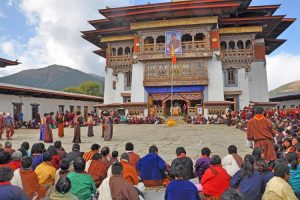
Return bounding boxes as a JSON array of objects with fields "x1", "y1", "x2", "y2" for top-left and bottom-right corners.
[
  {"x1": 195, "y1": 147, "x2": 211, "y2": 182},
  {"x1": 18, "y1": 111, "x2": 24, "y2": 128},
  {"x1": 0, "y1": 167, "x2": 29, "y2": 200},
  {"x1": 247, "y1": 107, "x2": 277, "y2": 161}
]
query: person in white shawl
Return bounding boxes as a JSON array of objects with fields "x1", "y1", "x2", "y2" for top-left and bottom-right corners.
[{"x1": 222, "y1": 145, "x2": 243, "y2": 177}]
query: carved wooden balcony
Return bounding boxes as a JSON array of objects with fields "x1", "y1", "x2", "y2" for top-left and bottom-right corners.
[
  {"x1": 139, "y1": 41, "x2": 211, "y2": 60},
  {"x1": 144, "y1": 63, "x2": 208, "y2": 86},
  {"x1": 220, "y1": 49, "x2": 254, "y2": 64},
  {"x1": 107, "y1": 55, "x2": 133, "y2": 74}
]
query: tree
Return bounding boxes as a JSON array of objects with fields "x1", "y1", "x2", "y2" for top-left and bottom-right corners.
[{"x1": 63, "y1": 81, "x2": 102, "y2": 97}]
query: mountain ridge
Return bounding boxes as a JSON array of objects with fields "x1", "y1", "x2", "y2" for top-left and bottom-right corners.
[{"x1": 0, "y1": 64, "x2": 104, "y2": 94}]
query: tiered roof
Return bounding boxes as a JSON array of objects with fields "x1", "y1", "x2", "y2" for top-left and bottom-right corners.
[
  {"x1": 82, "y1": 0, "x2": 295, "y2": 57},
  {"x1": 0, "y1": 58, "x2": 20, "y2": 68}
]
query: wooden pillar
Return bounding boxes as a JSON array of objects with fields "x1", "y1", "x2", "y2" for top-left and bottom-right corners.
[{"x1": 133, "y1": 35, "x2": 141, "y2": 54}]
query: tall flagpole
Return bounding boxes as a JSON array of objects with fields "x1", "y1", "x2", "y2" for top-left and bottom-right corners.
[{"x1": 171, "y1": 61, "x2": 174, "y2": 118}]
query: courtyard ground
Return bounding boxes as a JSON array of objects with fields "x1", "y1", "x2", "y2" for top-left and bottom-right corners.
[{"x1": 6, "y1": 124, "x2": 251, "y2": 199}]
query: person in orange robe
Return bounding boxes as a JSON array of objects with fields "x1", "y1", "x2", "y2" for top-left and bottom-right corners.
[
  {"x1": 120, "y1": 153, "x2": 139, "y2": 185},
  {"x1": 247, "y1": 107, "x2": 277, "y2": 161},
  {"x1": 82, "y1": 144, "x2": 101, "y2": 163},
  {"x1": 86, "y1": 153, "x2": 108, "y2": 187},
  {"x1": 57, "y1": 113, "x2": 65, "y2": 138},
  {"x1": 11, "y1": 156, "x2": 44, "y2": 199},
  {"x1": 125, "y1": 142, "x2": 140, "y2": 170}
]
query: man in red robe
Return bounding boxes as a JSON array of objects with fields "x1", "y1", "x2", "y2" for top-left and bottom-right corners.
[{"x1": 247, "y1": 107, "x2": 277, "y2": 161}]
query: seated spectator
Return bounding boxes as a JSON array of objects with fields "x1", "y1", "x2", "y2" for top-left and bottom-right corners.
[
  {"x1": 21, "y1": 142, "x2": 30, "y2": 156},
  {"x1": 66, "y1": 143, "x2": 82, "y2": 162},
  {"x1": 18, "y1": 147, "x2": 28, "y2": 157},
  {"x1": 9, "y1": 151, "x2": 22, "y2": 171},
  {"x1": 49, "y1": 177, "x2": 78, "y2": 200},
  {"x1": 11, "y1": 156, "x2": 42, "y2": 199},
  {"x1": 125, "y1": 142, "x2": 140, "y2": 169},
  {"x1": 222, "y1": 145, "x2": 243, "y2": 177},
  {"x1": 4, "y1": 141, "x2": 15, "y2": 155},
  {"x1": 221, "y1": 188, "x2": 243, "y2": 200},
  {"x1": 82, "y1": 143, "x2": 100, "y2": 162},
  {"x1": 165, "y1": 165, "x2": 200, "y2": 200},
  {"x1": 283, "y1": 137, "x2": 295, "y2": 155},
  {"x1": 195, "y1": 147, "x2": 211, "y2": 182},
  {"x1": 98, "y1": 162, "x2": 139, "y2": 200},
  {"x1": 169, "y1": 147, "x2": 194, "y2": 180},
  {"x1": 67, "y1": 157, "x2": 96, "y2": 199},
  {"x1": 54, "y1": 141, "x2": 66, "y2": 159},
  {"x1": 252, "y1": 147, "x2": 269, "y2": 172},
  {"x1": 35, "y1": 152, "x2": 56, "y2": 188},
  {"x1": 263, "y1": 162, "x2": 298, "y2": 200},
  {"x1": 201, "y1": 155, "x2": 230, "y2": 198},
  {"x1": 31, "y1": 143, "x2": 43, "y2": 170},
  {"x1": 231, "y1": 155, "x2": 264, "y2": 200},
  {"x1": 101, "y1": 146, "x2": 111, "y2": 166},
  {"x1": 47, "y1": 145, "x2": 60, "y2": 170},
  {"x1": 0, "y1": 151, "x2": 11, "y2": 168},
  {"x1": 137, "y1": 145, "x2": 167, "y2": 187},
  {"x1": 120, "y1": 153, "x2": 139, "y2": 185},
  {"x1": 286, "y1": 152, "x2": 300, "y2": 199},
  {"x1": 55, "y1": 158, "x2": 71, "y2": 185},
  {"x1": 110, "y1": 150, "x2": 119, "y2": 163},
  {"x1": 0, "y1": 167, "x2": 29, "y2": 200},
  {"x1": 86, "y1": 153, "x2": 108, "y2": 187}
]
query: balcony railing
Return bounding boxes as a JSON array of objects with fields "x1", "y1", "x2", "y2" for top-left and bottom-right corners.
[
  {"x1": 220, "y1": 49, "x2": 254, "y2": 63},
  {"x1": 144, "y1": 64, "x2": 208, "y2": 86},
  {"x1": 142, "y1": 41, "x2": 210, "y2": 54},
  {"x1": 109, "y1": 55, "x2": 132, "y2": 65}
]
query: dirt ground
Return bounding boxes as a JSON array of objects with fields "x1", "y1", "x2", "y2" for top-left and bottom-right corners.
[
  {"x1": 4, "y1": 124, "x2": 251, "y2": 163},
  {"x1": 4, "y1": 124, "x2": 252, "y2": 200}
]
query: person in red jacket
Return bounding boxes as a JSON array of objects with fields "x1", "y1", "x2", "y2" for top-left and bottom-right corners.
[{"x1": 201, "y1": 155, "x2": 230, "y2": 198}]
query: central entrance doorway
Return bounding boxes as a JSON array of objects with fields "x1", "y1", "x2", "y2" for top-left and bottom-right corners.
[{"x1": 165, "y1": 99, "x2": 187, "y2": 116}]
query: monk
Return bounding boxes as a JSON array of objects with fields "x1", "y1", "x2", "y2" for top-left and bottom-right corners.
[
  {"x1": 0, "y1": 112, "x2": 4, "y2": 140},
  {"x1": 82, "y1": 144, "x2": 101, "y2": 163},
  {"x1": 72, "y1": 111, "x2": 82, "y2": 143},
  {"x1": 247, "y1": 107, "x2": 277, "y2": 161},
  {"x1": 57, "y1": 113, "x2": 65, "y2": 138}
]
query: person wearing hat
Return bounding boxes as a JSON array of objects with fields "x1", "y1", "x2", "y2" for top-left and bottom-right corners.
[
  {"x1": 247, "y1": 107, "x2": 277, "y2": 161},
  {"x1": 4, "y1": 113, "x2": 14, "y2": 140},
  {"x1": 0, "y1": 112, "x2": 4, "y2": 140}
]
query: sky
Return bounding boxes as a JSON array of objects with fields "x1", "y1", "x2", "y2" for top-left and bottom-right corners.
[{"x1": 0, "y1": 0, "x2": 299, "y2": 90}]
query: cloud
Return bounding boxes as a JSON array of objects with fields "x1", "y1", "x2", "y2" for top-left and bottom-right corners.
[
  {"x1": 0, "y1": 11, "x2": 6, "y2": 18},
  {"x1": 266, "y1": 53, "x2": 300, "y2": 91},
  {"x1": 0, "y1": 0, "x2": 132, "y2": 77}
]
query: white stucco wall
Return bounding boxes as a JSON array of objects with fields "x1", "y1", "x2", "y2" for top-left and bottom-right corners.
[
  {"x1": 115, "y1": 72, "x2": 125, "y2": 103},
  {"x1": 0, "y1": 94, "x2": 100, "y2": 121},
  {"x1": 224, "y1": 68, "x2": 250, "y2": 110},
  {"x1": 104, "y1": 68, "x2": 115, "y2": 104},
  {"x1": 131, "y1": 61, "x2": 146, "y2": 102},
  {"x1": 207, "y1": 52, "x2": 224, "y2": 101},
  {"x1": 248, "y1": 61, "x2": 269, "y2": 102}
]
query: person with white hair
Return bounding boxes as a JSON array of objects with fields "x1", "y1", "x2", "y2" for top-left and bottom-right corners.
[
  {"x1": 4, "y1": 113, "x2": 14, "y2": 140},
  {"x1": 0, "y1": 112, "x2": 4, "y2": 140},
  {"x1": 9, "y1": 151, "x2": 22, "y2": 171}
]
